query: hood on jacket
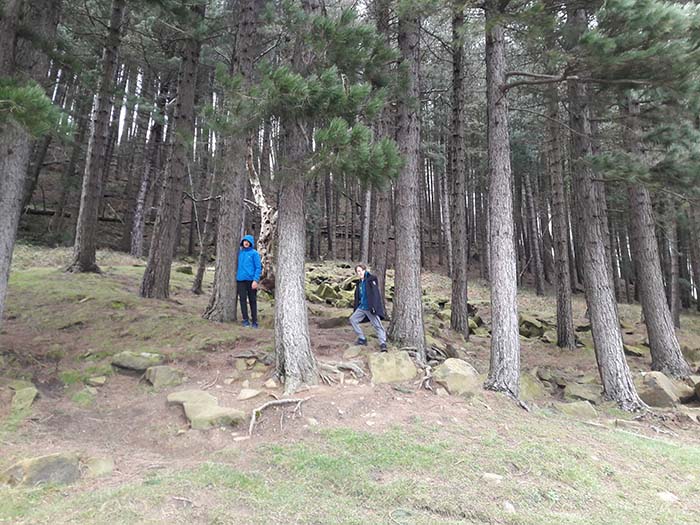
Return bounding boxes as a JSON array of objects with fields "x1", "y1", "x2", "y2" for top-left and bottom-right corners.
[{"x1": 241, "y1": 235, "x2": 255, "y2": 248}]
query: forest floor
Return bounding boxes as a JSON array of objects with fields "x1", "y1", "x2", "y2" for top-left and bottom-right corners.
[{"x1": 1, "y1": 244, "x2": 700, "y2": 525}]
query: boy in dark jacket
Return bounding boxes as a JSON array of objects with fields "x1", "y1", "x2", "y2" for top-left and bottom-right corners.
[
  {"x1": 237, "y1": 234, "x2": 262, "y2": 328},
  {"x1": 349, "y1": 263, "x2": 387, "y2": 351}
]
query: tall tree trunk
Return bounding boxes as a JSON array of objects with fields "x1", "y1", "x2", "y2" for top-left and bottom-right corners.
[
  {"x1": 449, "y1": 0, "x2": 469, "y2": 338},
  {"x1": 275, "y1": 0, "x2": 320, "y2": 394},
  {"x1": 688, "y1": 208, "x2": 700, "y2": 312},
  {"x1": 666, "y1": 197, "x2": 681, "y2": 328},
  {"x1": 204, "y1": 0, "x2": 260, "y2": 321},
  {"x1": 388, "y1": 8, "x2": 426, "y2": 362},
  {"x1": 440, "y1": 162, "x2": 453, "y2": 277},
  {"x1": 325, "y1": 175, "x2": 336, "y2": 258},
  {"x1": 566, "y1": 9, "x2": 642, "y2": 411},
  {"x1": 546, "y1": 85, "x2": 575, "y2": 350},
  {"x1": 0, "y1": 0, "x2": 60, "y2": 327},
  {"x1": 68, "y1": 0, "x2": 126, "y2": 273},
  {"x1": 360, "y1": 187, "x2": 372, "y2": 262},
  {"x1": 192, "y1": 154, "x2": 219, "y2": 295},
  {"x1": 524, "y1": 170, "x2": 545, "y2": 295},
  {"x1": 483, "y1": 1, "x2": 520, "y2": 397},
  {"x1": 130, "y1": 77, "x2": 168, "y2": 257},
  {"x1": 140, "y1": 4, "x2": 204, "y2": 298}
]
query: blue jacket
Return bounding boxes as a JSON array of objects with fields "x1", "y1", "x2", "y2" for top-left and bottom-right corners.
[
  {"x1": 353, "y1": 271, "x2": 385, "y2": 320},
  {"x1": 237, "y1": 235, "x2": 262, "y2": 282}
]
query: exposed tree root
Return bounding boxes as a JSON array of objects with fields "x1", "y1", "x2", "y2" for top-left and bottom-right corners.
[{"x1": 248, "y1": 396, "x2": 312, "y2": 436}]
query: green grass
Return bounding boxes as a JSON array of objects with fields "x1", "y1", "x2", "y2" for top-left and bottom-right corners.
[{"x1": 3, "y1": 422, "x2": 698, "y2": 524}]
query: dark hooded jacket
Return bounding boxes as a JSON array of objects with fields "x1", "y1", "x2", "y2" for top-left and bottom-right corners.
[
  {"x1": 353, "y1": 271, "x2": 385, "y2": 320},
  {"x1": 236, "y1": 235, "x2": 262, "y2": 281}
]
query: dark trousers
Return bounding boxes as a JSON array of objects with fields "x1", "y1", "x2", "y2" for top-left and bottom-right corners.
[{"x1": 237, "y1": 280, "x2": 257, "y2": 323}]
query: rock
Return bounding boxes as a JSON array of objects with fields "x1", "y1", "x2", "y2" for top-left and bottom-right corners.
[
  {"x1": 241, "y1": 380, "x2": 250, "y2": 388},
  {"x1": 432, "y1": 359, "x2": 480, "y2": 397},
  {"x1": 145, "y1": 366, "x2": 185, "y2": 389},
  {"x1": 472, "y1": 327, "x2": 490, "y2": 338},
  {"x1": 556, "y1": 401, "x2": 598, "y2": 420},
  {"x1": 238, "y1": 388, "x2": 261, "y2": 401},
  {"x1": 175, "y1": 265, "x2": 193, "y2": 275},
  {"x1": 635, "y1": 372, "x2": 679, "y2": 408},
  {"x1": 83, "y1": 457, "x2": 114, "y2": 478},
  {"x1": 535, "y1": 368, "x2": 553, "y2": 383},
  {"x1": 482, "y1": 473, "x2": 503, "y2": 484},
  {"x1": 264, "y1": 379, "x2": 278, "y2": 389},
  {"x1": 345, "y1": 378, "x2": 359, "y2": 386},
  {"x1": 318, "y1": 316, "x2": 349, "y2": 329},
  {"x1": 541, "y1": 330, "x2": 557, "y2": 344},
  {"x1": 672, "y1": 380, "x2": 695, "y2": 403},
  {"x1": 340, "y1": 275, "x2": 359, "y2": 291},
  {"x1": 519, "y1": 314, "x2": 544, "y2": 338},
  {"x1": 11, "y1": 386, "x2": 38, "y2": 413},
  {"x1": 306, "y1": 293, "x2": 324, "y2": 304},
  {"x1": 520, "y1": 373, "x2": 546, "y2": 402},
  {"x1": 575, "y1": 324, "x2": 591, "y2": 332},
  {"x1": 112, "y1": 351, "x2": 165, "y2": 371},
  {"x1": 307, "y1": 417, "x2": 319, "y2": 426},
  {"x1": 183, "y1": 403, "x2": 245, "y2": 430},
  {"x1": 614, "y1": 418, "x2": 644, "y2": 431},
  {"x1": 623, "y1": 344, "x2": 650, "y2": 358},
  {"x1": 564, "y1": 383, "x2": 602, "y2": 404},
  {"x1": 657, "y1": 491, "x2": 679, "y2": 503},
  {"x1": 368, "y1": 351, "x2": 417, "y2": 384},
  {"x1": 468, "y1": 317, "x2": 479, "y2": 331},
  {"x1": 1, "y1": 453, "x2": 80, "y2": 487},
  {"x1": 86, "y1": 376, "x2": 107, "y2": 387},
  {"x1": 435, "y1": 387, "x2": 449, "y2": 397},
  {"x1": 426, "y1": 334, "x2": 447, "y2": 353},
  {"x1": 167, "y1": 390, "x2": 217, "y2": 406},
  {"x1": 681, "y1": 345, "x2": 700, "y2": 363},
  {"x1": 343, "y1": 345, "x2": 365, "y2": 360},
  {"x1": 503, "y1": 501, "x2": 516, "y2": 513},
  {"x1": 315, "y1": 283, "x2": 341, "y2": 301}
]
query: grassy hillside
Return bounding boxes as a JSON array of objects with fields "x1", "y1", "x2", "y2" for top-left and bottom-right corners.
[{"x1": 1, "y1": 244, "x2": 699, "y2": 524}]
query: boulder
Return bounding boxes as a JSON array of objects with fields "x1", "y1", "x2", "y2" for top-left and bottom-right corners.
[
  {"x1": 237, "y1": 388, "x2": 261, "y2": 401},
  {"x1": 1, "y1": 453, "x2": 80, "y2": 487},
  {"x1": 318, "y1": 316, "x2": 350, "y2": 329},
  {"x1": 681, "y1": 345, "x2": 700, "y2": 363},
  {"x1": 368, "y1": 351, "x2": 417, "y2": 384},
  {"x1": 623, "y1": 344, "x2": 650, "y2": 358},
  {"x1": 175, "y1": 265, "x2": 193, "y2": 275},
  {"x1": 112, "y1": 351, "x2": 165, "y2": 371},
  {"x1": 520, "y1": 373, "x2": 546, "y2": 402},
  {"x1": 315, "y1": 283, "x2": 341, "y2": 301},
  {"x1": 145, "y1": 366, "x2": 185, "y2": 389},
  {"x1": 183, "y1": 403, "x2": 245, "y2": 430},
  {"x1": 635, "y1": 372, "x2": 679, "y2": 408},
  {"x1": 556, "y1": 401, "x2": 598, "y2": 420},
  {"x1": 432, "y1": 359, "x2": 480, "y2": 397},
  {"x1": 83, "y1": 457, "x2": 114, "y2": 478},
  {"x1": 468, "y1": 317, "x2": 479, "y2": 331},
  {"x1": 564, "y1": 383, "x2": 602, "y2": 404},
  {"x1": 340, "y1": 275, "x2": 359, "y2": 291},
  {"x1": 167, "y1": 390, "x2": 217, "y2": 406},
  {"x1": 472, "y1": 327, "x2": 490, "y2": 338},
  {"x1": 541, "y1": 330, "x2": 557, "y2": 344},
  {"x1": 343, "y1": 345, "x2": 365, "y2": 360},
  {"x1": 519, "y1": 314, "x2": 544, "y2": 338},
  {"x1": 86, "y1": 376, "x2": 107, "y2": 387},
  {"x1": 11, "y1": 386, "x2": 38, "y2": 414}
]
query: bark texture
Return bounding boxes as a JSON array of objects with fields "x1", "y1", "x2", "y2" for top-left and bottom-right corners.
[
  {"x1": 140, "y1": 5, "x2": 204, "y2": 298},
  {"x1": 388, "y1": 8, "x2": 426, "y2": 361},
  {"x1": 69, "y1": 0, "x2": 125, "y2": 273},
  {"x1": 483, "y1": 2, "x2": 520, "y2": 397}
]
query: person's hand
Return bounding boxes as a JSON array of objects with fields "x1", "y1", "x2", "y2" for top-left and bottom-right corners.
[{"x1": 252, "y1": 281, "x2": 258, "y2": 290}]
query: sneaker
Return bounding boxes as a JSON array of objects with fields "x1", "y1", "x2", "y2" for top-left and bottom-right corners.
[
  {"x1": 356, "y1": 337, "x2": 368, "y2": 346},
  {"x1": 379, "y1": 343, "x2": 387, "y2": 352},
  {"x1": 242, "y1": 320, "x2": 250, "y2": 327},
  {"x1": 251, "y1": 322, "x2": 259, "y2": 329}
]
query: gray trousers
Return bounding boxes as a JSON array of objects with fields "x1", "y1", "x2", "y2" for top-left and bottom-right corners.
[{"x1": 349, "y1": 308, "x2": 387, "y2": 345}]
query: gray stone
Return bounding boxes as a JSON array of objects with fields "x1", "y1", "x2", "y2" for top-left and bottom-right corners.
[
  {"x1": 167, "y1": 390, "x2": 217, "y2": 406},
  {"x1": 635, "y1": 372, "x2": 679, "y2": 408},
  {"x1": 520, "y1": 373, "x2": 546, "y2": 402},
  {"x1": 264, "y1": 378, "x2": 278, "y2": 389},
  {"x1": 238, "y1": 388, "x2": 261, "y2": 401},
  {"x1": 183, "y1": 403, "x2": 245, "y2": 430},
  {"x1": 343, "y1": 345, "x2": 365, "y2": 360},
  {"x1": 482, "y1": 473, "x2": 503, "y2": 484},
  {"x1": 112, "y1": 351, "x2": 165, "y2": 371},
  {"x1": 681, "y1": 345, "x2": 700, "y2": 363},
  {"x1": 368, "y1": 351, "x2": 417, "y2": 384},
  {"x1": 564, "y1": 383, "x2": 602, "y2": 404},
  {"x1": 175, "y1": 265, "x2": 193, "y2": 275},
  {"x1": 556, "y1": 400, "x2": 598, "y2": 420},
  {"x1": 315, "y1": 283, "x2": 341, "y2": 301},
  {"x1": 432, "y1": 359, "x2": 480, "y2": 397},
  {"x1": 318, "y1": 316, "x2": 350, "y2": 329},
  {"x1": 83, "y1": 457, "x2": 114, "y2": 478},
  {"x1": 623, "y1": 344, "x2": 650, "y2": 358},
  {"x1": 86, "y1": 376, "x2": 107, "y2": 387},
  {"x1": 11, "y1": 386, "x2": 38, "y2": 413},
  {"x1": 145, "y1": 366, "x2": 184, "y2": 389},
  {"x1": 1, "y1": 453, "x2": 80, "y2": 487}
]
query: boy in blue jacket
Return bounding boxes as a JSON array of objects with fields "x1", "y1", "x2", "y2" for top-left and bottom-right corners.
[
  {"x1": 237, "y1": 234, "x2": 262, "y2": 328},
  {"x1": 349, "y1": 263, "x2": 387, "y2": 351}
]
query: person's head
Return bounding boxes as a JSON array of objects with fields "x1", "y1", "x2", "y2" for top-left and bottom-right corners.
[
  {"x1": 355, "y1": 263, "x2": 367, "y2": 278},
  {"x1": 241, "y1": 235, "x2": 255, "y2": 249}
]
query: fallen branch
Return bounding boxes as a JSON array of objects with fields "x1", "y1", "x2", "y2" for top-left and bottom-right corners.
[
  {"x1": 201, "y1": 371, "x2": 220, "y2": 390},
  {"x1": 248, "y1": 397, "x2": 312, "y2": 436}
]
